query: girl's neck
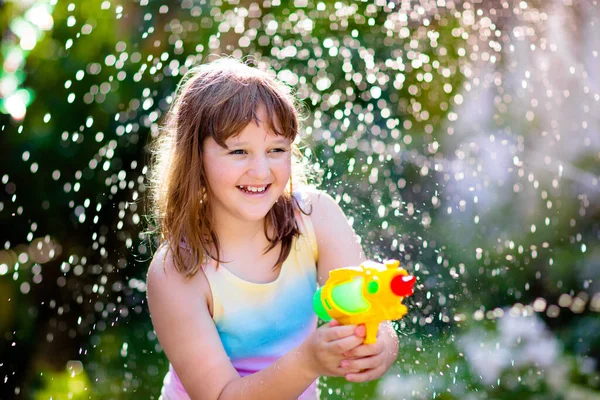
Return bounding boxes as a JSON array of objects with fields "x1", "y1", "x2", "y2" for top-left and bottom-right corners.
[{"x1": 212, "y1": 214, "x2": 270, "y2": 252}]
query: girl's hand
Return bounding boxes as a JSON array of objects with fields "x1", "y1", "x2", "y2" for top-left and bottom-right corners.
[
  {"x1": 339, "y1": 322, "x2": 399, "y2": 382},
  {"x1": 300, "y1": 320, "x2": 366, "y2": 378}
]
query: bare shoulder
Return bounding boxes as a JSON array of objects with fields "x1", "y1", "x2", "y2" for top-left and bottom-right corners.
[
  {"x1": 147, "y1": 244, "x2": 174, "y2": 283},
  {"x1": 146, "y1": 244, "x2": 236, "y2": 398},
  {"x1": 302, "y1": 189, "x2": 354, "y2": 241},
  {"x1": 147, "y1": 243, "x2": 217, "y2": 320},
  {"x1": 148, "y1": 244, "x2": 190, "y2": 281},
  {"x1": 148, "y1": 245, "x2": 208, "y2": 297},
  {"x1": 299, "y1": 189, "x2": 367, "y2": 283},
  {"x1": 300, "y1": 188, "x2": 338, "y2": 219},
  {"x1": 295, "y1": 189, "x2": 342, "y2": 238}
]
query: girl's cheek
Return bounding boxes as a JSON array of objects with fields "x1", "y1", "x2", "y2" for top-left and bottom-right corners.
[{"x1": 270, "y1": 158, "x2": 290, "y2": 168}]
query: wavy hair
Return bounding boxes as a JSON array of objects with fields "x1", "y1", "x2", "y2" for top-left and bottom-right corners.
[{"x1": 147, "y1": 58, "x2": 313, "y2": 278}]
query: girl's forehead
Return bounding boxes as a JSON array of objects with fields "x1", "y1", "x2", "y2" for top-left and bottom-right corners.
[
  {"x1": 227, "y1": 126, "x2": 290, "y2": 145},
  {"x1": 205, "y1": 99, "x2": 296, "y2": 148}
]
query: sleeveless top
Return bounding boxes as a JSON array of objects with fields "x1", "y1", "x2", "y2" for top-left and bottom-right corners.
[{"x1": 160, "y1": 194, "x2": 319, "y2": 400}]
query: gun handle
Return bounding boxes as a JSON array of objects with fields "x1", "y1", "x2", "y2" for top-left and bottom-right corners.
[{"x1": 363, "y1": 321, "x2": 379, "y2": 344}]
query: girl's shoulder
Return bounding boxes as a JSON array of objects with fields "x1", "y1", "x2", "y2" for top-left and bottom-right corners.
[
  {"x1": 147, "y1": 243, "x2": 213, "y2": 313},
  {"x1": 292, "y1": 188, "x2": 347, "y2": 240},
  {"x1": 292, "y1": 186, "x2": 328, "y2": 212},
  {"x1": 292, "y1": 187, "x2": 336, "y2": 212},
  {"x1": 293, "y1": 187, "x2": 366, "y2": 282},
  {"x1": 148, "y1": 242, "x2": 181, "y2": 276}
]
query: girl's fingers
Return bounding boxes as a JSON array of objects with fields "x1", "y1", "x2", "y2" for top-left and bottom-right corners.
[
  {"x1": 342, "y1": 344, "x2": 374, "y2": 359},
  {"x1": 327, "y1": 332, "x2": 365, "y2": 354},
  {"x1": 340, "y1": 354, "x2": 380, "y2": 372},
  {"x1": 354, "y1": 324, "x2": 366, "y2": 337},
  {"x1": 342, "y1": 341, "x2": 383, "y2": 358},
  {"x1": 323, "y1": 323, "x2": 358, "y2": 342},
  {"x1": 345, "y1": 365, "x2": 385, "y2": 383},
  {"x1": 325, "y1": 322, "x2": 366, "y2": 341}
]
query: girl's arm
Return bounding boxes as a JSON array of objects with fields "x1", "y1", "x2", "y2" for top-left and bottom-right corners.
[
  {"x1": 306, "y1": 190, "x2": 367, "y2": 284},
  {"x1": 147, "y1": 246, "x2": 364, "y2": 400},
  {"x1": 306, "y1": 190, "x2": 399, "y2": 382}
]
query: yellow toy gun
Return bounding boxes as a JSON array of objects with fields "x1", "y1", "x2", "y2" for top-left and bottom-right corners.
[{"x1": 312, "y1": 260, "x2": 416, "y2": 344}]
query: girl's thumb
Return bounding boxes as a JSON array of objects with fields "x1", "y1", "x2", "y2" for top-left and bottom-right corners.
[{"x1": 354, "y1": 324, "x2": 366, "y2": 337}]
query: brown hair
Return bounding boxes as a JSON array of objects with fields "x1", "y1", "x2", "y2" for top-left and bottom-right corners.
[{"x1": 148, "y1": 58, "x2": 312, "y2": 278}]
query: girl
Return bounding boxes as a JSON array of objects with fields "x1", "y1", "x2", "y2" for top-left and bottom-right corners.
[{"x1": 146, "y1": 58, "x2": 399, "y2": 400}]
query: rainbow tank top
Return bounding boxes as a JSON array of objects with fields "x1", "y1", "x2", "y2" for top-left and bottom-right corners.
[{"x1": 160, "y1": 194, "x2": 319, "y2": 400}]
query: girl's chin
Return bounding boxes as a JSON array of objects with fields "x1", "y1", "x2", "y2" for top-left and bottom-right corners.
[
  {"x1": 231, "y1": 202, "x2": 274, "y2": 220},
  {"x1": 243, "y1": 205, "x2": 275, "y2": 218}
]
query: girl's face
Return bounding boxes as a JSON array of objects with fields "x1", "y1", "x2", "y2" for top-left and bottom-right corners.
[{"x1": 202, "y1": 108, "x2": 292, "y2": 225}]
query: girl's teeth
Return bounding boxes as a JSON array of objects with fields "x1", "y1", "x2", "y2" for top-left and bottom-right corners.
[{"x1": 239, "y1": 185, "x2": 267, "y2": 193}]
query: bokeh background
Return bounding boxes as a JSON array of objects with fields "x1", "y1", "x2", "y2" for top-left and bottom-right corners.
[{"x1": 1, "y1": 0, "x2": 599, "y2": 398}]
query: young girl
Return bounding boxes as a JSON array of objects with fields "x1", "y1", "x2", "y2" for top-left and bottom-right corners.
[{"x1": 146, "y1": 58, "x2": 399, "y2": 400}]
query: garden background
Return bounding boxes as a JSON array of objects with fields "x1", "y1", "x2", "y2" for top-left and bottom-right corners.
[{"x1": 1, "y1": 0, "x2": 599, "y2": 398}]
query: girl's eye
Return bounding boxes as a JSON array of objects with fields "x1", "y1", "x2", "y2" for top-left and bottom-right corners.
[{"x1": 228, "y1": 148, "x2": 288, "y2": 155}]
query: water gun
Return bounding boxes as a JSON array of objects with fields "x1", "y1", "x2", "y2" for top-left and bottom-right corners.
[{"x1": 312, "y1": 260, "x2": 416, "y2": 344}]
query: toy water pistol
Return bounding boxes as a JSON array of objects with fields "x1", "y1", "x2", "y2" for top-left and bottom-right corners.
[{"x1": 312, "y1": 259, "x2": 416, "y2": 344}]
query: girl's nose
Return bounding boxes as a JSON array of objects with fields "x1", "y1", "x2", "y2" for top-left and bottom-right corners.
[{"x1": 247, "y1": 155, "x2": 270, "y2": 180}]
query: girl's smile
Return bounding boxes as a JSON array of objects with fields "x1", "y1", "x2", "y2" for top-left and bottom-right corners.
[
  {"x1": 202, "y1": 106, "x2": 292, "y2": 223},
  {"x1": 237, "y1": 184, "x2": 271, "y2": 195}
]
